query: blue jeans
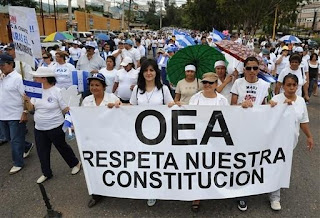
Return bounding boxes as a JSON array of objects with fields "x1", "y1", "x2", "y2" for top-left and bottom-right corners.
[
  {"x1": 0, "y1": 127, "x2": 8, "y2": 141},
  {"x1": 0, "y1": 120, "x2": 30, "y2": 167},
  {"x1": 152, "y1": 47, "x2": 157, "y2": 59}
]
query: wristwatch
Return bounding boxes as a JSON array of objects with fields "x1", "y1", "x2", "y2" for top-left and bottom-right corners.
[{"x1": 23, "y1": 110, "x2": 29, "y2": 114}]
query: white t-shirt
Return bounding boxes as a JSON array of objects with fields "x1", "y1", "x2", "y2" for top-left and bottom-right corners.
[
  {"x1": 99, "y1": 68, "x2": 117, "y2": 93},
  {"x1": 69, "y1": 47, "x2": 82, "y2": 61},
  {"x1": 189, "y1": 92, "x2": 229, "y2": 105},
  {"x1": 231, "y1": 78, "x2": 270, "y2": 105},
  {"x1": 130, "y1": 85, "x2": 173, "y2": 105},
  {"x1": 137, "y1": 45, "x2": 146, "y2": 57},
  {"x1": 276, "y1": 55, "x2": 289, "y2": 75},
  {"x1": 277, "y1": 67, "x2": 306, "y2": 97},
  {"x1": 112, "y1": 49, "x2": 122, "y2": 70},
  {"x1": 114, "y1": 68, "x2": 138, "y2": 100},
  {"x1": 218, "y1": 78, "x2": 233, "y2": 104},
  {"x1": 54, "y1": 63, "x2": 76, "y2": 89},
  {"x1": 271, "y1": 93, "x2": 308, "y2": 148},
  {"x1": 31, "y1": 86, "x2": 67, "y2": 131},
  {"x1": 82, "y1": 93, "x2": 119, "y2": 106}
]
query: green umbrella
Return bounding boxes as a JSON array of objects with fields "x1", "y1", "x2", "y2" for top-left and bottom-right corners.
[{"x1": 167, "y1": 45, "x2": 226, "y2": 85}]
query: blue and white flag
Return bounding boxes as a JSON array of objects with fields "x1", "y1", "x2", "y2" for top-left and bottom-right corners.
[
  {"x1": 23, "y1": 80, "x2": 42, "y2": 98},
  {"x1": 72, "y1": 70, "x2": 89, "y2": 92},
  {"x1": 62, "y1": 111, "x2": 73, "y2": 134},
  {"x1": 210, "y1": 28, "x2": 230, "y2": 42},
  {"x1": 258, "y1": 72, "x2": 277, "y2": 83},
  {"x1": 173, "y1": 30, "x2": 195, "y2": 48}
]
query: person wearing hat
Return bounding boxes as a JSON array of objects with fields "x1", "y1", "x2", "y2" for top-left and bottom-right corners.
[
  {"x1": 112, "y1": 56, "x2": 138, "y2": 103},
  {"x1": 24, "y1": 67, "x2": 81, "y2": 183},
  {"x1": 0, "y1": 54, "x2": 34, "y2": 174},
  {"x1": 5, "y1": 43, "x2": 33, "y2": 81},
  {"x1": 174, "y1": 64, "x2": 202, "y2": 105},
  {"x1": 121, "y1": 39, "x2": 141, "y2": 69},
  {"x1": 275, "y1": 45, "x2": 290, "y2": 78},
  {"x1": 261, "y1": 49, "x2": 276, "y2": 75},
  {"x1": 82, "y1": 72, "x2": 120, "y2": 208},
  {"x1": 112, "y1": 40, "x2": 125, "y2": 70},
  {"x1": 215, "y1": 60, "x2": 236, "y2": 103},
  {"x1": 69, "y1": 40, "x2": 82, "y2": 67},
  {"x1": 188, "y1": 72, "x2": 228, "y2": 212}
]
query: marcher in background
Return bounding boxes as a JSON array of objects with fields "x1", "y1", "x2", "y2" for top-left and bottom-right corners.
[
  {"x1": 68, "y1": 41, "x2": 82, "y2": 67},
  {"x1": 268, "y1": 73, "x2": 314, "y2": 211},
  {"x1": 215, "y1": 60, "x2": 237, "y2": 103},
  {"x1": 275, "y1": 46, "x2": 290, "y2": 78},
  {"x1": 54, "y1": 51, "x2": 76, "y2": 89},
  {"x1": 122, "y1": 39, "x2": 141, "y2": 69},
  {"x1": 307, "y1": 53, "x2": 319, "y2": 97},
  {"x1": 112, "y1": 57, "x2": 138, "y2": 103},
  {"x1": 136, "y1": 38, "x2": 146, "y2": 58},
  {"x1": 275, "y1": 54, "x2": 308, "y2": 102},
  {"x1": 0, "y1": 54, "x2": 34, "y2": 175},
  {"x1": 151, "y1": 37, "x2": 158, "y2": 59},
  {"x1": 112, "y1": 40, "x2": 124, "y2": 70},
  {"x1": 5, "y1": 43, "x2": 33, "y2": 81},
  {"x1": 40, "y1": 52, "x2": 56, "y2": 69},
  {"x1": 24, "y1": 67, "x2": 81, "y2": 184},
  {"x1": 99, "y1": 56, "x2": 117, "y2": 94},
  {"x1": 174, "y1": 65, "x2": 202, "y2": 105},
  {"x1": 77, "y1": 42, "x2": 106, "y2": 74},
  {"x1": 100, "y1": 43, "x2": 112, "y2": 61}
]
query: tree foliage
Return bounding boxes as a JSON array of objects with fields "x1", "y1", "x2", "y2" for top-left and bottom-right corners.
[
  {"x1": 144, "y1": 0, "x2": 159, "y2": 30},
  {"x1": 0, "y1": 0, "x2": 37, "y2": 8}
]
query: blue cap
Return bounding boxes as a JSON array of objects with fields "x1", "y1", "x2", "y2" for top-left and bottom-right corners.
[
  {"x1": 167, "y1": 46, "x2": 175, "y2": 53},
  {"x1": 0, "y1": 54, "x2": 14, "y2": 64},
  {"x1": 87, "y1": 73, "x2": 106, "y2": 85},
  {"x1": 125, "y1": 39, "x2": 134, "y2": 46}
]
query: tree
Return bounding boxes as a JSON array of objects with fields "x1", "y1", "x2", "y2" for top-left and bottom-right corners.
[
  {"x1": 0, "y1": 0, "x2": 38, "y2": 8},
  {"x1": 163, "y1": 0, "x2": 182, "y2": 27},
  {"x1": 144, "y1": 0, "x2": 159, "y2": 30}
]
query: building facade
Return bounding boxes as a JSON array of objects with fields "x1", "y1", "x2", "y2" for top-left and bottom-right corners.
[{"x1": 297, "y1": 0, "x2": 320, "y2": 31}]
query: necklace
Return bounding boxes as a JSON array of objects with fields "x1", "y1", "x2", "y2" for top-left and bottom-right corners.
[{"x1": 146, "y1": 87, "x2": 155, "y2": 103}]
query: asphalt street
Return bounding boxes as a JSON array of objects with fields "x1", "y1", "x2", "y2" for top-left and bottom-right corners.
[{"x1": 0, "y1": 94, "x2": 319, "y2": 218}]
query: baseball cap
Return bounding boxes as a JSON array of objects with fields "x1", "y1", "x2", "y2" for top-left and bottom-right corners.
[
  {"x1": 85, "y1": 41, "x2": 96, "y2": 49},
  {"x1": 0, "y1": 54, "x2": 14, "y2": 64},
  {"x1": 125, "y1": 39, "x2": 134, "y2": 46},
  {"x1": 120, "y1": 57, "x2": 133, "y2": 67},
  {"x1": 87, "y1": 73, "x2": 106, "y2": 85},
  {"x1": 201, "y1": 72, "x2": 218, "y2": 83},
  {"x1": 295, "y1": 46, "x2": 303, "y2": 53},
  {"x1": 282, "y1": 46, "x2": 289, "y2": 51},
  {"x1": 262, "y1": 49, "x2": 270, "y2": 55}
]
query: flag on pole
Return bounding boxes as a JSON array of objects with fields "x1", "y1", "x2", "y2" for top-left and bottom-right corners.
[
  {"x1": 173, "y1": 30, "x2": 196, "y2": 48},
  {"x1": 23, "y1": 80, "x2": 42, "y2": 98},
  {"x1": 210, "y1": 28, "x2": 230, "y2": 42},
  {"x1": 72, "y1": 70, "x2": 89, "y2": 92},
  {"x1": 62, "y1": 111, "x2": 73, "y2": 136}
]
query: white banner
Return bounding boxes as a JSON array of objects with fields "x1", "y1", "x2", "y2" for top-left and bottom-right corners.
[
  {"x1": 9, "y1": 6, "x2": 42, "y2": 68},
  {"x1": 70, "y1": 105, "x2": 296, "y2": 201}
]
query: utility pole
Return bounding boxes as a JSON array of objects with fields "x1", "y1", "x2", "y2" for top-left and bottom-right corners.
[
  {"x1": 40, "y1": 0, "x2": 46, "y2": 35},
  {"x1": 121, "y1": 0, "x2": 125, "y2": 31},
  {"x1": 272, "y1": 5, "x2": 278, "y2": 41},
  {"x1": 160, "y1": 0, "x2": 162, "y2": 29},
  {"x1": 128, "y1": 0, "x2": 132, "y2": 31},
  {"x1": 53, "y1": 0, "x2": 57, "y2": 32},
  {"x1": 68, "y1": 0, "x2": 72, "y2": 32}
]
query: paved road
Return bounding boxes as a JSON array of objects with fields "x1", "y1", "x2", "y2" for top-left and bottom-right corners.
[{"x1": 0, "y1": 92, "x2": 319, "y2": 217}]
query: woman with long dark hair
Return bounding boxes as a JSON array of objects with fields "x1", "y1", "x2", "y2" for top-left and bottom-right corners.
[
  {"x1": 130, "y1": 59, "x2": 174, "y2": 207},
  {"x1": 99, "y1": 55, "x2": 118, "y2": 93}
]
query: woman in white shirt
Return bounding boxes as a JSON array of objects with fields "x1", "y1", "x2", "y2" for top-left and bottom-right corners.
[
  {"x1": 275, "y1": 46, "x2": 289, "y2": 77},
  {"x1": 130, "y1": 59, "x2": 175, "y2": 207},
  {"x1": 68, "y1": 41, "x2": 82, "y2": 67},
  {"x1": 269, "y1": 73, "x2": 314, "y2": 211},
  {"x1": 54, "y1": 51, "x2": 76, "y2": 89},
  {"x1": 40, "y1": 52, "x2": 56, "y2": 69},
  {"x1": 99, "y1": 56, "x2": 118, "y2": 93},
  {"x1": 81, "y1": 73, "x2": 120, "y2": 208},
  {"x1": 188, "y1": 72, "x2": 228, "y2": 212},
  {"x1": 24, "y1": 67, "x2": 81, "y2": 184}
]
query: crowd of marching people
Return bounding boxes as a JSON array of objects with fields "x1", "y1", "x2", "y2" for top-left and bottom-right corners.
[{"x1": 0, "y1": 30, "x2": 316, "y2": 212}]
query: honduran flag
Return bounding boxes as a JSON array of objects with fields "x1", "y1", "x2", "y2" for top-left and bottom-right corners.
[
  {"x1": 23, "y1": 80, "x2": 43, "y2": 99},
  {"x1": 72, "y1": 70, "x2": 89, "y2": 92},
  {"x1": 173, "y1": 30, "x2": 196, "y2": 48},
  {"x1": 62, "y1": 111, "x2": 73, "y2": 135},
  {"x1": 210, "y1": 28, "x2": 230, "y2": 42}
]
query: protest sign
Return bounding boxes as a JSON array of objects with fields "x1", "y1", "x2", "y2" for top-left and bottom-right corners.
[
  {"x1": 9, "y1": 6, "x2": 42, "y2": 68},
  {"x1": 70, "y1": 105, "x2": 295, "y2": 200}
]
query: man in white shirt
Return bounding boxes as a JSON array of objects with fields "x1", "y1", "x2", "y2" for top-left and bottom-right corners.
[
  {"x1": 122, "y1": 39, "x2": 141, "y2": 69},
  {"x1": 136, "y1": 38, "x2": 146, "y2": 58},
  {"x1": 0, "y1": 54, "x2": 33, "y2": 175},
  {"x1": 68, "y1": 40, "x2": 82, "y2": 67},
  {"x1": 5, "y1": 43, "x2": 33, "y2": 81}
]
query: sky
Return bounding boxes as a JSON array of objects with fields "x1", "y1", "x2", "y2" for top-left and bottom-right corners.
[{"x1": 36, "y1": 0, "x2": 187, "y2": 7}]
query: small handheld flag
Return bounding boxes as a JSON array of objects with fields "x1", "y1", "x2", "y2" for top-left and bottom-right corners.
[{"x1": 23, "y1": 80, "x2": 43, "y2": 99}]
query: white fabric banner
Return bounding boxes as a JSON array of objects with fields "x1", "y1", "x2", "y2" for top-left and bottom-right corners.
[
  {"x1": 70, "y1": 105, "x2": 296, "y2": 201},
  {"x1": 9, "y1": 6, "x2": 42, "y2": 68}
]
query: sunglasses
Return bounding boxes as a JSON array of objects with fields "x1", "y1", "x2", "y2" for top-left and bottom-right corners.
[
  {"x1": 43, "y1": 56, "x2": 49, "y2": 59},
  {"x1": 245, "y1": 66, "x2": 259, "y2": 71},
  {"x1": 202, "y1": 81, "x2": 215, "y2": 85}
]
